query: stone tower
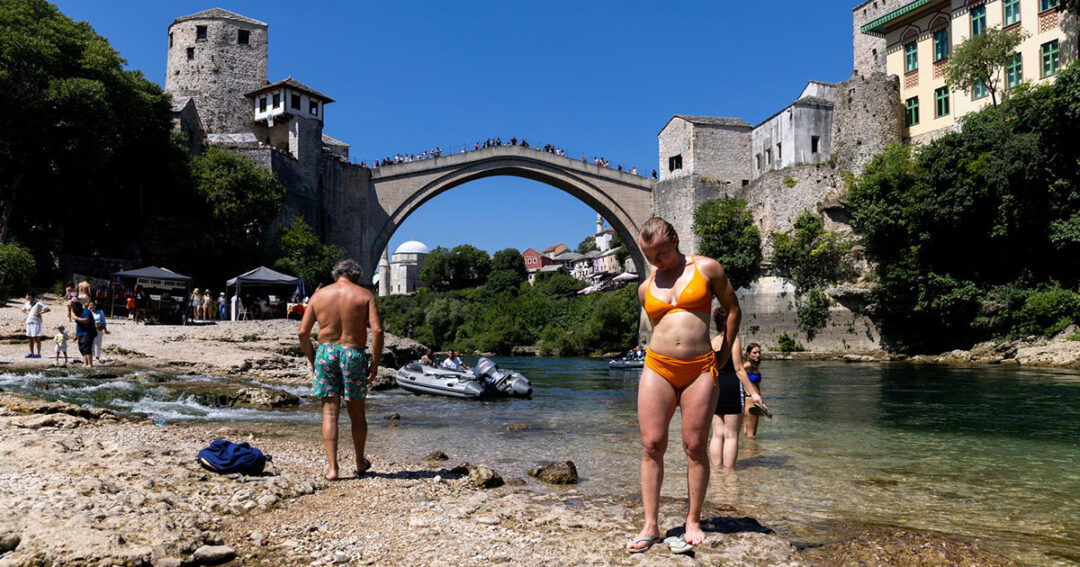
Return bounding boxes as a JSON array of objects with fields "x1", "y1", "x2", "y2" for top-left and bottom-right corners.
[
  {"x1": 852, "y1": 0, "x2": 907, "y2": 76},
  {"x1": 165, "y1": 8, "x2": 268, "y2": 133}
]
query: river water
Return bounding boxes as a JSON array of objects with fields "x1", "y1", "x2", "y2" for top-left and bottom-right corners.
[{"x1": 2, "y1": 359, "x2": 1077, "y2": 565}]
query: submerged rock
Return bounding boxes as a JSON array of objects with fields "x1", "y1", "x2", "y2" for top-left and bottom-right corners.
[{"x1": 528, "y1": 461, "x2": 579, "y2": 484}]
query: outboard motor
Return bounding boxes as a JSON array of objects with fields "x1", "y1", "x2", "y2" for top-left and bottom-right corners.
[{"x1": 474, "y1": 357, "x2": 533, "y2": 398}]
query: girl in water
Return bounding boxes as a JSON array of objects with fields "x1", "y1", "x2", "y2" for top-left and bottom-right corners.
[
  {"x1": 627, "y1": 217, "x2": 742, "y2": 555},
  {"x1": 709, "y1": 308, "x2": 763, "y2": 469},
  {"x1": 743, "y1": 342, "x2": 765, "y2": 437}
]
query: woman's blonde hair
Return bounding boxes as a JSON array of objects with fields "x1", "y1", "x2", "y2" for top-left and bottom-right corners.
[{"x1": 639, "y1": 216, "x2": 678, "y2": 243}]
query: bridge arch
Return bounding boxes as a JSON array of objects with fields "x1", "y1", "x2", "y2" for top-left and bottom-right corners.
[{"x1": 367, "y1": 145, "x2": 654, "y2": 283}]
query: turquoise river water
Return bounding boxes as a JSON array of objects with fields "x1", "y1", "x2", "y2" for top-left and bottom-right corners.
[{"x1": 1, "y1": 358, "x2": 1077, "y2": 565}]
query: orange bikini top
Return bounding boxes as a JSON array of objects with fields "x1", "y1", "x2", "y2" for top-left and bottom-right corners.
[{"x1": 644, "y1": 256, "x2": 711, "y2": 319}]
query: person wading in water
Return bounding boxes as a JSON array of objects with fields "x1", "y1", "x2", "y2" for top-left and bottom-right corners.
[
  {"x1": 299, "y1": 259, "x2": 383, "y2": 480},
  {"x1": 627, "y1": 216, "x2": 741, "y2": 555}
]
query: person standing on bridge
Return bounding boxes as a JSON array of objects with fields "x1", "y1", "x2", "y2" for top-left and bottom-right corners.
[
  {"x1": 299, "y1": 259, "x2": 383, "y2": 480},
  {"x1": 627, "y1": 216, "x2": 741, "y2": 555}
]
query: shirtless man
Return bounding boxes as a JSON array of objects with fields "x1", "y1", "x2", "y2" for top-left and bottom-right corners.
[
  {"x1": 76, "y1": 277, "x2": 92, "y2": 304},
  {"x1": 298, "y1": 259, "x2": 383, "y2": 480}
]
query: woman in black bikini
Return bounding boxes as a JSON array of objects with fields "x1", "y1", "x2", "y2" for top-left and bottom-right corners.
[{"x1": 708, "y1": 307, "x2": 762, "y2": 469}]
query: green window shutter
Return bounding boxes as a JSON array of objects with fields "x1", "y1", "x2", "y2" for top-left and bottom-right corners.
[
  {"x1": 1004, "y1": 0, "x2": 1021, "y2": 26},
  {"x1": 906, "y1": 97, "x2": 920, "y2": 126},
  {"x1": 971, "y1": 6, "x2": 986, "y2": 35},
  {"x1": 905, "y1": 42, "x2": 919, "y2": 72},
  {"x1": 1007, "y1": 53, "x2": 1023, "y2": 89},
  {"x1": 933, "y1": 28, "x2": 949, "y2": 61},
  {"x1": 935, "y1": 87, "x2": 950, "y2": 117},
  {"x1": 1042, "y1": 40, "x2": 1060, "y2": 77}
]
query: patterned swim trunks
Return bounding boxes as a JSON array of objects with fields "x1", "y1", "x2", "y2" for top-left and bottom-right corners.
[{"x1": 311, "y1": 343, "x2": 370, "y2": 400}]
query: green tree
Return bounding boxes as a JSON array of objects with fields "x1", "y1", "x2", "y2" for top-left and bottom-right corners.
[
  {"x1": 274, "y1": 216, "x2": 345, "y2": 287},
  {"x1": 491, "y1": 248, "x2": 525, "y2": 275},
  {"x1": 944, "y1": 26, "x2": 1028, "y2": 107},
  {"x1": 1063, "y1": 0, "x2": 1079, "y2": 16},
  {"x1": 692, "y1": 198, "x2": 763, "y2": 289},
  {"x1": 420, "y1": 247, "x2": 453, "y2": 291},
  {"x1": 576, "y1": 237, "x2": 598, "y2": 254},
  {"x1": 190, "y1": 146, "x2": 285, "y2": 247},
  {"x1": 849, "y1": 63, "x2": 1080, "y2": 350},
  {"x1": 448, "y1": 245, "x2": 491, "y2": 289},
  {"x1": 0, "y1": 241, "x2": 36, "y2": 296},
  {"x1": 0, "y1": 0, "x2": 180, "y2": 273}
]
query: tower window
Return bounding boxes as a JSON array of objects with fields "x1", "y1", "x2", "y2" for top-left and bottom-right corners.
[
  {"x1": 237, "y1": 29, "x2": 250, "y2": 44},
  {"x1": 272, "y1": 93, "x2": 280, "y2": 108},
  {"x1": 776, "y1": 143, "x2": 782, "y2": 161},
  {"x1": 186, "y1": 47, "x2": 195, "y2": 60},
  {"x1": 667, "y1": 154, "x2": 682, "y2": 172},
  {"x1": 811, "y1": 136, "x2": 820, "y2": 154},
  {"x1": 291, "y1": 93, "x2": 301, "y2": 110},
  {"x1": 259, "y1": 97, "x2": 267, "y2": 113},
  {"x1": 196, "y1": 25, "x2": 207, "y2": 41},
  {"x1": 169, "y1": 33, "x2": 173, "y2": 48},
  {"x1": 309, "y1": 100, "x2": 319, "y2": 116}
]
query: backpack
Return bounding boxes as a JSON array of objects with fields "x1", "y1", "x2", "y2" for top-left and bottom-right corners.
[{"x1": 196, "y1": 439, "x2": 268, "y2": 475}]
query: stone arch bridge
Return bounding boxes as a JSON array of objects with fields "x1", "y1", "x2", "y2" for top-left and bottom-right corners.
[{"x1": 361, "y1": 145, "x2": 655, "y2": 282}]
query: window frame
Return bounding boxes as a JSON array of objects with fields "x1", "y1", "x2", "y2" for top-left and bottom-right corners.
[
  {"x1": 933, "y1": 28, "x2": 949, "y2": 62},
  {"x1": 186, "y1": 47, "x2": 195, "y2": 61},
  {"x1": 272, "y1": 93, "x2": 280, "y2": 108},
  {"x1": 811, "y1": 135, "x2": 820, "y2": 154},
  {"x1": 309, "y1": 99, "x2": 319, "y2": 116},
  {"x1": 905, "y1": 96, "x2": 920, "y2": 127},
  {"x1": 1006, "y1": 53, "x2": 1023, "y2": 90},
  {"x1": 972, "y1": 79, "x2": 989, "y2": 100},
  {"x1": 196, "y1": 25, "x2": 208, "y2": 41},
  {"x1": 1003, "y1": 0, "x2": 1021, "y2": 27},
  {"x1": 291, "y1": 93, "x2": 302, "y2": 110},
  {"x1": 971, "y1": 5, "x2": 986, "y2": 36},
  {"x1": 237, "y1": 29, "x2": 250, "y2": 45},
  {"x1": 904, "y1": 41, "x2": 919, "y2": 72},
  {"x1": 1040, "y1": 0, "x2": 1059, "y2": 12},
  {"x1": 1041, "y1": 40, "x2": 1060, "y2": 77},
  {"x1": 934, "y1": 87, "x2": 950, "y2": 117},
  {"x1": 259, "y1": 97, "x2": 267, "y2": 113}
]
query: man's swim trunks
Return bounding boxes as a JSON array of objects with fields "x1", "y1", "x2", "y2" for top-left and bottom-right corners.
[{"x1": 311, "y1": 343, "x2": 370, "y2": 400}]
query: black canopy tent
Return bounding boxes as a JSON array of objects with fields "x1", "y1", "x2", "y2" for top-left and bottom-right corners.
[
  {"x1": 226, "y1": 266, "x2": 300, "y2": 320},
  {"x1": 111, "y1": 266, "x2": 193, "y2": 322}
]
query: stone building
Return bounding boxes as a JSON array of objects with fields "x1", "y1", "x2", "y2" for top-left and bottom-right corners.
[
  {"x1": 750, "y1": 81, "x2": 837, "y2": 179},
  {"x1": 166, "y1": 8, "x2": 366, "y2": 264},
  {"x1": 858, "y1": 0, "x2": 1078, "y2": 142},
  {"x1": 378, "y1": 240, "x2": 429, "y2": 295}
]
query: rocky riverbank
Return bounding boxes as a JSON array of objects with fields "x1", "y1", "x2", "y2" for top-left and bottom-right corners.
[
  {"x1": 0, "y1": 393, "x2": 1018, "y2": 567},
  {"x1": 764, "y1": 328, "x2": 1080, "y2": 370}
]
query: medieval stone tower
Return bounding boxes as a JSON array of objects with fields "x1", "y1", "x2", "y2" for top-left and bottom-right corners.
[{"x1": 165, "y1": 8, "x2": 269, "y2": 133}]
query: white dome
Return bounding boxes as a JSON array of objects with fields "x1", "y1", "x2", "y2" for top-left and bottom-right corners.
[{"x1": 394, "y1": 240, "x2": 430, "y2": 255}]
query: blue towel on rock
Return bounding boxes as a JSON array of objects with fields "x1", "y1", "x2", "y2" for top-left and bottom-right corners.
[{"x1": 197, "y1": 439, "x2": 267, "y2": 475}]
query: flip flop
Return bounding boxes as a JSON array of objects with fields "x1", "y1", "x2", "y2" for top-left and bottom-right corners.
[
  {"x1": 626, "y1": 537, "x2": 662, "y2": 554},
  {"x1": 664, "y1": 536, "x2": 693, "y2": 554}
]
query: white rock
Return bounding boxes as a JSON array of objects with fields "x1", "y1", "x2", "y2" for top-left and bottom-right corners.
[
  {"x1": 476, "y1": 516, "x2": 500, "y2": 525},
  {"x1": 334, "y1": 551, "x2": 349, "y2": 563}
]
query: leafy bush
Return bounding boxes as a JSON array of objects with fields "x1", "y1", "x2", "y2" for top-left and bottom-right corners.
[
  {"x1": 771, "y1": 211, "x2": 854, "y2": 293},
  {"x1": 274, "y1": 216, "x2": 345, "y2": 287},
  {"x1": 0, "y1": 242, "x2": 36, "y2": 297},
  {"x1": 783, "y1": 176, "x2": 797, "y2": 188},
  {"x1": 776, "y1": 332, "x2": 805, "y2": 352},
  {"x1": 692, "y1": 198, "x2": 763, "y2": 289},
  {"x1": 1016, "y1": 287, "x2": 1080, "y2": 337},
  {"x1": 796, "y1": 288, "x2": 832, "y2": 340}
]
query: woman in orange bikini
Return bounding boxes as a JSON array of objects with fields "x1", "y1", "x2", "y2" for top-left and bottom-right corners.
[{"x1": 627, "y1": 217, "x2": 742, "y2": 555}]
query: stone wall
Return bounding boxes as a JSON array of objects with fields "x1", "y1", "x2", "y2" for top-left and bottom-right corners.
[
  {"x1": 693, "y1": 124, "x2": 752, "y2": 188},
  {"x1": 852, "y1": 0, "x2": 908, "y2": 76},
  {"x1": 737, "y1": 277, "x2": 880, "y2": 353},
  {"x1": 317, "y1": 158, "x2": 369, "y2": 261},
  {"x1": 165, "y1": 15, "x2": 268, "y2": 133},
  {"x1": 651, "y1": 174, "x2": 726, "y2": 254},
  {"x1": 735, "y1": 163, "x2": 844, "y2": 257},
  {"x1": 829, "y1": 72, "x2": 902, "y2": 174},
  {"x1": 657, "y1": 118, "x2": 693, "y2": 181}
]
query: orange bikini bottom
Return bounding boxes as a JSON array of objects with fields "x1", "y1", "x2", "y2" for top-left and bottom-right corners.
[{"x1": 644, "y1": 348, "x2": 717, "y2": 390}]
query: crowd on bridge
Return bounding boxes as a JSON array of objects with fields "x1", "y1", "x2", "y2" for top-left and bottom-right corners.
[{"x1": 361, "y1": 136, "x2": 656, "y2": 179}]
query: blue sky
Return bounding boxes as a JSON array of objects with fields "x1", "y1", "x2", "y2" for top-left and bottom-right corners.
[{"x1": 54, "y1": 1, "x2": 858, "y2": 256}]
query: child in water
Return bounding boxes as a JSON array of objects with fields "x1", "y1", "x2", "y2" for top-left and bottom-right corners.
[{"x1": 54, "y1": 325, "x2": 70, "y2": 366}]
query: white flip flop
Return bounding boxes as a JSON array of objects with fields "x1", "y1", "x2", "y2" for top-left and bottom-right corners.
[{"x1": 664, "y1": 536, "x2": 693, "y2": 554}]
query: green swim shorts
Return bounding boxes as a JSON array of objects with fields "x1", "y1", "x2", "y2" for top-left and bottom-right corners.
[{"x1": 311, "y1": 342, "x2": 370, "y2": 400}]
